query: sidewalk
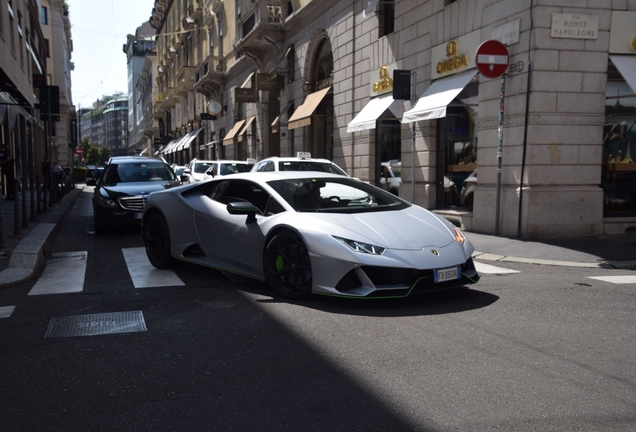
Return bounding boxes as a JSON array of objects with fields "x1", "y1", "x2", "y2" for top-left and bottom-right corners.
[
  {"x1": 0, "y1": 186, "x2": 83, "y2": 288},
  {"x1": 465, "y1": 231, "x2": 636, "y2": 269},
  {"x1": 0, "y1": 188, "x2": 634, "y2": 289}
]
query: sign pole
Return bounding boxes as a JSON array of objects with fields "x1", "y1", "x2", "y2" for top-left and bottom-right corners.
[
  {"x1": 495, "y1": 74, "x2": 505, "y2": 236},
  {"x1": 475, "y1": 39, "x2": 509, "y2": 236}
]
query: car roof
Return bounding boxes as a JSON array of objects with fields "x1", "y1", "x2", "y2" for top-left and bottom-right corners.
[
  {"x1": 218, "y1": 171, "x2": 351, "y2": 183},
  {"x1": 258, "y1": 156, "x2": 335, "y2": 164},
  {"x1": 214, "y1": 160, "x2": 254, "y2": 164},
  {"x1": 108, "y1": 156, "x2": 164, "y2": 164}
]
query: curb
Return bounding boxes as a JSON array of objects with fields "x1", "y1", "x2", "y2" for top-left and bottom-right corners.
[
  {"x1": 0, "y1": 187, "x2": 83, "y2": 288},
  {"x1": 473, "y1": 251, "x2": 636, "y2": 270}
]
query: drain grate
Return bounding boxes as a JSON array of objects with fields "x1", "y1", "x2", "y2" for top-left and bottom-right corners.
[{"x1": 44, "y1": 311, "x2": 147, "y2": 338}]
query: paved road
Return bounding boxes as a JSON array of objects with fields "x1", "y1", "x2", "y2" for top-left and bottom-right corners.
[{"x1": 0, "y1": 189, "x2": 634, "y2": 431}]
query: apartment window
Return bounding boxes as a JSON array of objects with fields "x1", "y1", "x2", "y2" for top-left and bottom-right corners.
[
  {"x1": 44, "y1": 38, "x2": 50, "y2": 57},
  {"x1": 9, "y1": 11, "x2": 15, "y2": 55},
  {"x1": 379, "y1": 0, "x2": 395, "y2": 37},
  {"x1": 41, "y1": 6, "x2": 48, "y2": 24}
]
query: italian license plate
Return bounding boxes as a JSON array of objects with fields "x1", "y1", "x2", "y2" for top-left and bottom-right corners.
[
  {"x1": 434, "y1": 266, "x2": 461, "y2": 283},
  {"x1": 134, "y1": 212, "x2": 143, "y2": 220}
]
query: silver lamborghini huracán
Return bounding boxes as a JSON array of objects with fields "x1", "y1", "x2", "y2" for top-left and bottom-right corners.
[{"x1": 142, "y1": 171, "x2": 480, "y2": 299}]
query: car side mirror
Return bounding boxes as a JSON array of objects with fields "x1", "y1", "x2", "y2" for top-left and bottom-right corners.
[{"x1": 226, "y1": 201, "x2": 258, "y2": 223}]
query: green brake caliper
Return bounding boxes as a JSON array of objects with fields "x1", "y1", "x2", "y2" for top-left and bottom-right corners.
[{"x1": 275, "y1": 254, "x2": 286, "y2": 282}]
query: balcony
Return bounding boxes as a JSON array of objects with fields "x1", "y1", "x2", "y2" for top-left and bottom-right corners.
[
  {"x1": 175, "y1": 66, "x2": 195, "y2": 97},
  {"x1": 193, "y1": 57, "x2": 225, "y2": 98},
  {"x1": 208, "y1": 0, "x2": 223, "y2": 15},
  {"x1": 234, "y1": 1, "x2": 284, "y2": 58},
  {"x1": 159, "y1": 87, "x2": 178, "y2": 111}
]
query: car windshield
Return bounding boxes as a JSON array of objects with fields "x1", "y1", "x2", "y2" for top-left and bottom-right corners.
[
  {"x1": 194, "y1": 162, "x2": 213, "y2": 173},
  {"x1": 220, "y1": 163, "x2": 254, "y2": 175},
  {"x1": 279, "y1": 161, "x2": 348, "y2": 176},
  {"x1": 103, "y1": 162, "x2": 175, "y2": 184},
  {"x1": 268, "y1": 177, "x2": 409, "y2": 213}
]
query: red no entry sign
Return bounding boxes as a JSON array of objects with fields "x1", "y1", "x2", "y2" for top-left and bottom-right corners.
[{"x1": 475, "y1": 40, "x2": 509, "y2": 79}]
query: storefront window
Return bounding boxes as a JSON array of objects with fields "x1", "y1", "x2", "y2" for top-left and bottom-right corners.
[
  {"x1": 436, "y1": 79, "x2": 478, "y2": 208},
  {"x1": 376, "y1": 117, "x2": 401, "y2": 192},
  {"x1": 602, "y1": 59, "x2": 636, "y2": 216}
]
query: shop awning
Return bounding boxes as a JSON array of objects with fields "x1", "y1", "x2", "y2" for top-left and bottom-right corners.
[
  {"x1": 347, "y1": 94, "x2": 404, "y2": 133},
  {"x1": 237, "y1": 116, "x2": 256, "y2": 142},
  {"x1": 168, "y1": 135, "x2": 188, "y2": 154},
  {"x1": 288, "y1": 87, "x2": 330, "y2": 130},
  {"x1": 610, "y1": 55, "x2": 636, "y2": 94},
  {"x1": 402, "y1": 70, "x2": 477, "y2": 123},
  {"x1": 242, "y1": 71, "x2": 255, "y2": 88},
  {"x1": 162, "y1": 137, "x2": 181, "y2": 154},
  {"x1": 271, "y1": 102, "x2": 294, "y2": 133},
  {"x1": 178, "y1": 127, "x2": 204, "y2": 151},
  {"x1": 223, "y1": 119, "x2": 246, "y2": 145}
]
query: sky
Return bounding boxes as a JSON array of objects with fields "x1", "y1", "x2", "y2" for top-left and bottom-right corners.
[{"x1": 67, "y1": 0, "x2": 156, "y2": 108}]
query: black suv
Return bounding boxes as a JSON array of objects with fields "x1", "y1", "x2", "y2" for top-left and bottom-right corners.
[{"x1": 92, "y1": 156, "x2": 179, "y2": 234}]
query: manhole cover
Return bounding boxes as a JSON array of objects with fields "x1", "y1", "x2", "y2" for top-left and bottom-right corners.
[{"x1": 44, "y1": 311, "x2": 147, "y2": 338}]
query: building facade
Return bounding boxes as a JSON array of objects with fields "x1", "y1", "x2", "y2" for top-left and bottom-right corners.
[
  {"x1": 40, "y1": 0, "x2": 75, "y2": 167},
  {"x1": 148, "y1": 0, "x2": 636, "y2": 238},
  {"x1": 123, "y1": 21, "x2": 156, "y2": 156},
  {"x1": 0, "y1": 0, "x2": 49, "y2": 200},
  {"x1": 103, "y1": 94, "x2": 129, "y2": 156}
]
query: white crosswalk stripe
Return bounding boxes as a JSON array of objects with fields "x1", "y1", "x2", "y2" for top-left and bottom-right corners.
[
  {"x1": 588, "y1": 275, "x2": 636, "y2": 284},
  {"x1": 28, "y1": 252, "x2": 87, "y2": 296},
  {"x1": 0, "y1": 305, "x2": 16, "y2": 318},
  {"x1": 122, "y1": 247, "x2": 185, "y2": 288},
  {"x1": 474, "y1": 261, "x2": 520, "y2": 275}
]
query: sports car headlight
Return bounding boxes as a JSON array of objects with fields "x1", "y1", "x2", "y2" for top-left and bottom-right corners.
[
  {"x1": 94, "y1": 195, "x2": 118, "y2": 208},
  {"x1": 333, "y1": 236, "x2": 385, "y2": 255},
  {"x1": 453, "y1": 226, "x2": 466, "y2": 244}
]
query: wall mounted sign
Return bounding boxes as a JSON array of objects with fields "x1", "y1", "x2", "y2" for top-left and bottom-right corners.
[
  {"x1": 431, "y1": 29, "x2": 480, "y2": 80},
  {"x1": 609, "y1": 11, "x2": 636, "y2": 54},
  {"x1": 491, "y1": 19, "x2": 520, "y2": 46},
  {"x1": 369, "y1": 61, "x2": 401, "y2": 97},
  {"x1": 551, "y1": 13, "x2": 599, "y2": 40}
]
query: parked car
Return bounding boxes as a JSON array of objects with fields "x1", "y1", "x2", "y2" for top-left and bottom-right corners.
[
  {"x1": 172, "y1": 165, "x2": 188, "y2": 182},
  {"x1": 85, "y1": 165, "x2": 104, "y2": 186},
  {"x1": 380, "y1": 160, "x2": 402, "y2": 195},
  {"x1": 185, "y1": 159, "x2": 215, "y2": 183},
  {"x1": 92, "y1": 156, "x2": 179, "y2": 234},
  {"x1": 460, "y1": 169, "x2": 477, "y2": 207},
  {"x1": 142, "y1": 171, "x2": 479, "y2": 299},
  {"x1": 251, "y1": 152, "x2": 349, "y2": 176},
  {"x1": 202, "y1": 159, "x2": 256, "y2": 180}
]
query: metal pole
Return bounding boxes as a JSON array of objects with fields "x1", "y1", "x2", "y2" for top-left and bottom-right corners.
[
  {"x1": 411, "y1": 71, "x2": 417, "y2": 204},
  {"x1": 495, "y1": 74, "x2": 506, "y2": 235}
]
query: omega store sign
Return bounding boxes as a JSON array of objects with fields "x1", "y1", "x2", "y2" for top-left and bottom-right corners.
[{"x1": 431, "y1": 29, "x2": 481, "y2": 80}]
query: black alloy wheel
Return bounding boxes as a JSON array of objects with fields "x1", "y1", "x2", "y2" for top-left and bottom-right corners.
[
  {"x1": 264, "y1": 231, "x2": 313, "y2": 299},
  {"x1": 144, "y1": 212, "x2": 180, "y2": 269}
]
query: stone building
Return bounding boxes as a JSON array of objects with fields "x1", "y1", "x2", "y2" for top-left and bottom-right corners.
[
  {"x1": 123, "y1": 21, "x2": 157, "y2": 156},
  {"x1": 0, "y1": 0, "x2": 49, "y2": 199},
  {"x1": 149, "y1": 0, "x2": 636, "y2": 238}
]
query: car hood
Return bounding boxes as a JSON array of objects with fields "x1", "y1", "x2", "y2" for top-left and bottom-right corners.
[
  {"x1": 296, "y1": 206, "x2": 458, "y2": 250},
  {"x1": 100, "y1": 181, "x2": 179, "y2": 197}
]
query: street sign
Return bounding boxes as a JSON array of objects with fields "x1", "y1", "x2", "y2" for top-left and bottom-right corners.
[
  {"x1": 76, "y1": 148, "x2": 83, "y2": 155},
  {"x1": 475, "y1": 40, "x2": 509, "y2": 79}
]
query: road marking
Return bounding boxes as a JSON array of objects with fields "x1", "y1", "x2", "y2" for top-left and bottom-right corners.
[
  {"x1": 0, "y1": 305, "x2": 16, "y2": 318},
  {"x1": 28, "y1": 252, "x2": 87, "y2": 296},
  {"x1": 474, "y1": 261, "x2": 520, "y2": 275},
  {"x1": 588, "y1": 275, "x2": 636, "y2": 285},
  {"x1": 122, "y1": 247, "x2": 185, "y2": 288}
]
